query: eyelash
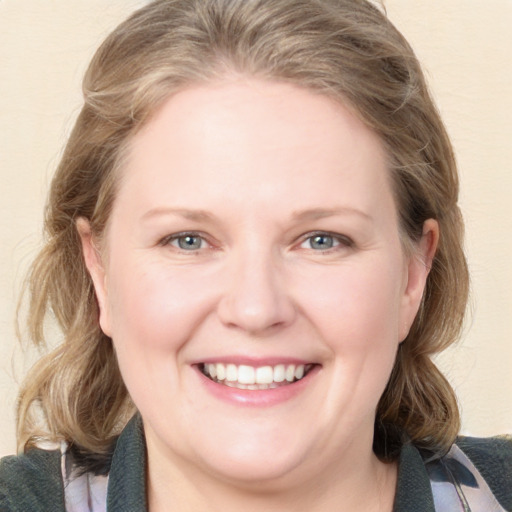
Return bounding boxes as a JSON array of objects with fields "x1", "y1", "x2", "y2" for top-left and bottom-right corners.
[
  {"x1": 299, "y1": 231, "x2": 354, "y2": 252},
  {"x1": 159, "y1": 231, "x2": 211, "y2": 252},
  {"x1": 159, "y1": 231, "x2": 354, "y2": 253}
]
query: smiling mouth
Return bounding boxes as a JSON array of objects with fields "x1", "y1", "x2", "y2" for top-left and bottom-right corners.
[{"x1": 199, "y1": 363, "x2": 315, "y2": 390}]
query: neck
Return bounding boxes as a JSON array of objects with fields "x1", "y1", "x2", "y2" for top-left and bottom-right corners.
[{"x1": 146, "y1": 436, "x2": 397, "y2": 512}]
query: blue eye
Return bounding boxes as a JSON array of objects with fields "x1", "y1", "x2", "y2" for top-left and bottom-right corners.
[
  {"x1": 309, "y1": 234, "x2": 336, "y2": 250},
  {"x1": 163, "y1": 233, "x2": 206, "y2": 251},
  {"x1": 177, "y1": 235, "x2": 203, "y2": 250},
  {"x1": 300, "y1": 232, "x2": 351, "y2": 251}
]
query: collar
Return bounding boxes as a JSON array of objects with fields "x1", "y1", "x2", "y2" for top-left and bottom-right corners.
[
  {"x1": 107, "y1": 415, "x2": 148, "y2": 512},
  {"x1": 105, "y1": 415, "x2": 436, "y2": 512},
  {"x1": 393, "y1": 442, "x2": 436, "y2": 511}
]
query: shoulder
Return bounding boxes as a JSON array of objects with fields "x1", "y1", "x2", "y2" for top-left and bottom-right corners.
[
  {"x1": 456, "y1": 435, "x2": 512, "y2": 510},
  {"x1": 0, "y1": 448, "x2": 64, "y2": 512}
]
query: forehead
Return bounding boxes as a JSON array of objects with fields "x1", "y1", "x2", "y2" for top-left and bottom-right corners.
[{"x1": 116, "y1": 79, "x2": 395, "y2": 224}]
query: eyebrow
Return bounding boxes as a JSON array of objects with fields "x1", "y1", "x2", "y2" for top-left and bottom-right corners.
[
  {"x1": 141, "y1": 206, "x2": 372, "y2": 224},
  {"x1": 141, "y1": 208, "x2": 216, "y2": 223},
  {"x1": 290, "y1": 207, "x2": 372, "y2": 222}
]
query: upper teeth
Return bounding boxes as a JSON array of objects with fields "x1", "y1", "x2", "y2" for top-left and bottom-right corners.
[{"x1": 202, "y1": 363, "x2": 307, "y2": 386}]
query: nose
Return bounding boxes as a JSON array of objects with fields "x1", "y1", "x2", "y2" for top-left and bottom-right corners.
[{"x1": 217, "y1": 247, "x2": 296, "y2": 335}]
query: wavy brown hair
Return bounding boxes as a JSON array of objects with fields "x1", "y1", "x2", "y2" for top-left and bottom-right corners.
[{"x1": 17, "y1": 0, "x2": 468, "y2": 462}]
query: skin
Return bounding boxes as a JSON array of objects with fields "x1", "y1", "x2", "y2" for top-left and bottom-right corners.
[{"x1": 79, "y1": 79, "x2": 438, "y2": 512}]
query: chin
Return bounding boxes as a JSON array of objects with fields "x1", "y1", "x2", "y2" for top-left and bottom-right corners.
[
  {"x1": 188, "y1": 420, "x2": 314, "y2": 486},
  {"x1": 201, "y1": 450, "x2": 307, "y2": 487}
]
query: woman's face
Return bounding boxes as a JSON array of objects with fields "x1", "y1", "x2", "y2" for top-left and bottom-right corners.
[{"x1": 82, "y1": 80, "x2": 433, "y2": 486}]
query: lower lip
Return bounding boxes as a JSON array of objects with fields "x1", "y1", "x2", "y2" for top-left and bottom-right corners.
[{"x1": 194, "y1": 365, "x2": 320, "y2": 407}]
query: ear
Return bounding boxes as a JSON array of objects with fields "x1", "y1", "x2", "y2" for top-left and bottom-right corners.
[
  {"x1": 76, "y1": 218, "x2": 112, "y2": 337},
  {"x1": 399, "y1": 219, "x2": 439, "y2": 342}
]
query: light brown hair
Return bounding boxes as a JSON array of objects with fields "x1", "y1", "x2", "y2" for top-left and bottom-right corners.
[{"x1": 18, "y1": 0, "x2": 468, "y2": 463}]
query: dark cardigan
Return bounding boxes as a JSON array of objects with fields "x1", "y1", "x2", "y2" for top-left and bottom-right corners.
[{"x1": 1, "y1": 416, "x2": 511, "y2": 511}]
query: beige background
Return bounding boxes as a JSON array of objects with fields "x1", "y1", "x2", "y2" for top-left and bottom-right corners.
[{"x1": 0, "y1": 1, "x2": 511, "y2": 457}]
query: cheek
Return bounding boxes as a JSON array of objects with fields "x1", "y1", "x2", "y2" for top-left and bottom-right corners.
[
  {"x1": 104, "y1": 259, "x2": 221, "y2": 410},
  {"x1": 291, "y1": 259, "x2": 404, "y2": 430},
  {"x1": 295, "y1": 259, "x2": 405, "y2": 348},
  {"x1": 106, "y1": 258, "x2": 218, "y2": 352}
]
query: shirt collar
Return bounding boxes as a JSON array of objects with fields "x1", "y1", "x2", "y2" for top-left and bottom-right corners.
[
  {"x1": 106, "y1": 415, "x2": 435, "y2": 512},
  {"x1": 107, "y1": 415, "x2": 148, "y2": 512}
]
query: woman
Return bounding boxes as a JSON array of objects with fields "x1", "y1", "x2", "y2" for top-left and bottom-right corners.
[{"x1": 1, "y1": 0, "x2": 511, "y2": 510}]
